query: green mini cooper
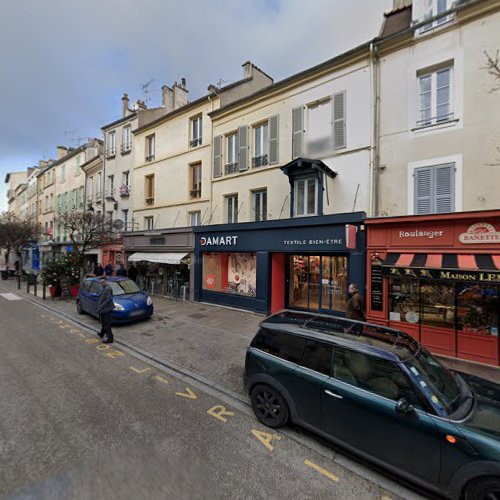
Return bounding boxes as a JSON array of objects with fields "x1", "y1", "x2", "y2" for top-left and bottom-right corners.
[{"x1": 244, "y1": 310, "x2": 500, "y2": 500}]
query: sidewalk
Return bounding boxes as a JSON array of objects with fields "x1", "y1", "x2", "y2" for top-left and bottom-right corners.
[{"x1": 2, "y1": 279, "x2": 499, "y2": 391}]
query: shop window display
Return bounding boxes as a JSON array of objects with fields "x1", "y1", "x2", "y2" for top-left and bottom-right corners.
[
  {"x1": 419, "y1": 282, "x2": 456, "y2": 329},
  {"x1": 389, "y1": 278, "x2": 420, "y2": 324},
  {"x1": 202, "y1": 253, "x2": 257, "y2": 297},
  {"x1": 457, "y1": 284, "x2": 499, "y2": 337}
]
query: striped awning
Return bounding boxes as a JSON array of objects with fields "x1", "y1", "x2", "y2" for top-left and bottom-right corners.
[{"x1": 381, "y1": 253, "x2": 500, "y2": 283}]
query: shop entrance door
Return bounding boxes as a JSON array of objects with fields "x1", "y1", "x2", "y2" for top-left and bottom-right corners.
[{"x1": 289, "y1": 255, "x2": 347, "y2": 314}]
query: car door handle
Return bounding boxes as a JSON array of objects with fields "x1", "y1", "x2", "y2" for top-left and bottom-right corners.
[{"x1": 325, "y1": 390, "x2": 343, "y2": 399}]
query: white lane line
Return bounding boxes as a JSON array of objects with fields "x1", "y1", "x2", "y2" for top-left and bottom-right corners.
[{"x1": 0, "y1": 293, "x2": 23, "y2": 301}]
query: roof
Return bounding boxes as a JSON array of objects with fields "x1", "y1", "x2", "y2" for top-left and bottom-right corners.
[
  {"x1": 281, "y1": 157, "x2": 337, "y2": 179},
  {"x1": 261, "y1": 310, "x2": 420, "y2": 362},
  {"x1": 379, "y1": 4, "x2": 412, "y2": 37},
  {"x1": 102, "y1": 111, "x2": 138, "y2": 131}
]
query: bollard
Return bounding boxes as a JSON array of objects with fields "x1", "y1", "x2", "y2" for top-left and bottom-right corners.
[
  {"x1": 27, "y1": 280, "x2": 30, "y2": 294},
  {"x1": 43, "y1": 283, "x2": 46, "y2": 300},
  {"x1": 34, "y1": 279, "x2": 37, "y2": 297},
  {"x1": 17, "y1": 274, "x2": 21, "y2": 290}
]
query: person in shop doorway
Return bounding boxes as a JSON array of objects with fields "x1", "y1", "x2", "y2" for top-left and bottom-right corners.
[
  {"x1": 96, "y1": 276, "x2": 114, "y2": 344},
  {"x1": 104, "y1": 262, "x2": 113, "y2": 276},
  {"x1": 94, "y1": 262, "x2": 104, "y2": 276},
  {"x1": 128, "y1": 263, "x2": 138, "y2": 282},
  {"x1": 346, "y1": 283, "x2": 366, "y2": 322},
  {"x1": 116, "y1": 264, "x2": 128, "y2": 277}
]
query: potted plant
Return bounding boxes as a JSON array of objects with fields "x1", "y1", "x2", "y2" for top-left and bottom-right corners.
[{"x1": 462, "y1": 307, "x2": 489, "y2": 335}]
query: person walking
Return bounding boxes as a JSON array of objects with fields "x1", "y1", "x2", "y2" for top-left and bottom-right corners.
[
  {"x1": 94, "y1": 263, "x2": 104, "y2": 276},
  {"x1": 104, "y1": 262, "x2": 114, "y2": 276},
  {"x1": 346, "y1": 283, "x2": 366, "y2": 321},
  {"x1": 116, "y1": 264, "x2": 128, "y2": 277},
  {"x1": 128, "y1": 263, "x2": 138, "y2": 282},
  {"x1": 96, "y1": 276, "x2": 114, "y2": 343}
]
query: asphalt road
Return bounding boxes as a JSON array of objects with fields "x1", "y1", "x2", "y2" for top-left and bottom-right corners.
[{"x1": 0, "y1": 291, "x2": 423, "y2": 500}]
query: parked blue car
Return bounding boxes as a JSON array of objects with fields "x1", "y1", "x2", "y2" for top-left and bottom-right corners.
[{"x1": 77, "y1": 277, "x2": 153, "y2": 323}]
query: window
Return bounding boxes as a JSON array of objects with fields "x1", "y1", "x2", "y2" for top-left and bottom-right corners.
[
  {"x1": 202, "y1": 252, "x2": 257, "y2": 296},
  {"x1": 300, "y1": 340, "x2": 332, "y2": 376},
  {"x1": 121, "y1": 171, "x2": 130, "y2": 196},
  {"x1": 146, "y1": 134, "x2": 155, "y2": 162},
  {"x1": 414, "y1": 163, "x2": 455, "y2": 214},
  {"x1": 419, "y1": 281, "x2": 455, "y2": 329},
  {"x1": 419, "y1": 0, "x2": 453, "y2": 32},
  {"x1": 252, "y1": 189, "x2": 267, "y2": 222},
  {"x1": 75, "y1": 155, "x2": 81, "y2": 176},
  {"x1": 253, "y1": 122, "x2": 268, "y2": 167},
  {"x1": 107, "y1": 131, "x2": 116, "y2": 157},
  {"x1": 190, "y1": 211, "x2": 201, "y2": 226},
  {"x1": 122, "y1": 209, "x2": 129, "y2": 231},
  {"x1": 50, "y1": 193, "x2": 54, "y2": 210},
  {"x1": 107, "y1": 175, "x2": 114, "y2": 197},
  {"x1": 189, "y1": 163, "x2": 202, "y2": 199},
  {"x1": 60, "y1": 165, "x2": 65, "y2": 182},
  {"x1": 45, "y1": 195, "x2": 49, "y2": 210},
  {"x1": 144, "y1": 216, "x2": 154, "y2": 230},
  {"x1": 122, "y1": 126, "x2": 131, "y2": 153},
  {"x1": 389, "y1": 278, "x2": 420, "y2": 323},
  {"x1": 190, "y1": 115, "x2": 202, "y2": 147},
  {"x1": 418, "y1": 66, "x2": 452, "y2": 127},
  {"x1": 96, "y1": 172, "x2": 102, "y2": 200},
  {"x1": 293, "y1": 177, "x2": 317, "y2": 217},
  {"x1": 307, "y1": 100, "x2": 332, "y2": 156},
  {"x1": 225, "y1": 194, "x2": 238, "y2": 223},
  {"x1": 225, "y1": 133, "x2": 238, "y2": 174},
  {"x1": 250, "y1": 330, "x2": 306, "y2": 363},
  {"x1": 333, "y1": 348, "x2": 423, "y2": 408},
  {"x1": 145, "y1": 174, "x2": 155, "y2": 206}
]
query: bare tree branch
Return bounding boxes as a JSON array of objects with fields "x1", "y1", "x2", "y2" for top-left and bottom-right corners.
[{"x1": 483, "y1": 50, "x2": 500, "y2": 92}]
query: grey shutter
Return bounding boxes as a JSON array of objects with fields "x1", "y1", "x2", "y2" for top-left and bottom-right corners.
[
  {"x1": 292, "y1": 106, "x2": 304, "y2": 159},
  {"x1": 268, "y1": 115, "x2": 279, "y2": 164},
  {"x1": 333, "y1": 91, "x2": 346, "y2": 150},
  {"x1": 435, "y1": 163, "x2": 455, "y2": 213},
  {"x1": 213, "y1": 135, "x2": 222, "y2": 178},
  {"x1": 238, "y1": 125, "x2": 248, "y2": 171},
  {"x1": 414, "y1": 167, "x2": 433, "y2": 215}
]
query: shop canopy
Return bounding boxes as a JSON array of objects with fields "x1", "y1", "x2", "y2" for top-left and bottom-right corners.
[
  {"x1": 380, "y1": 253, "x2": 500, "y2": 282},
  {"x1": 128, "y1": 252, "x2": 188, "y2": 265}
]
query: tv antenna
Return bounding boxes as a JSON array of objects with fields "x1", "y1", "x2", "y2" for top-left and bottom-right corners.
[
  {"x1": 141, "y1": 78, "x2": 156, "y2": 105},
  {"x1": 64, "y1": 130, "x2": 85, "y2": 147}
]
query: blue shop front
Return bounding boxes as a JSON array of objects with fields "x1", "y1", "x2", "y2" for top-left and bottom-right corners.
[{"x1": 193, "y1": 212, "x2": 366, "y2": 315}]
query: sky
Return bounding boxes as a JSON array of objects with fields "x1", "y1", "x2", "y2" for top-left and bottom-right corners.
[{"x1": 0, "y1": 0, "x2": 393, "y2": 210}]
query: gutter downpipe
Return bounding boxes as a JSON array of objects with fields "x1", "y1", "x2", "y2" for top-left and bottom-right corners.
[{"x1": 372, "y1": 42, "x2": 381, "y2": 218}]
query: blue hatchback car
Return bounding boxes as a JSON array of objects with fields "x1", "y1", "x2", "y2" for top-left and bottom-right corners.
[{"x1": 77, "y1": 277, "x2": 153, "y2": 323}]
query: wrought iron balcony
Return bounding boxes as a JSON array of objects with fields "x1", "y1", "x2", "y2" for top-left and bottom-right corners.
[
  {"x1": 224, "y1": 162, "x2": 238, "y2": 175},
  {"x1": 252, "y1": 154, "x2": 269, "y2": 168}
]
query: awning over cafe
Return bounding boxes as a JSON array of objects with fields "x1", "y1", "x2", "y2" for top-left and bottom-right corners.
[
  {"x1": 128, "y1": 252, "x2": 188, "y2": 265},
  {"x1": 381, "y1": 253, "x2": 500, "y2": 282}
]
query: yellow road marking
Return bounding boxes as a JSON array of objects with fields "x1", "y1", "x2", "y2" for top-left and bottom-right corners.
[
  {"x1": 304, "y1": 460, "x2": 339, "y2": 482},
  {"x1": 70, "y1": 328, "x2": 82, "y2": 334},
  {"x1": 105, "y1": 350, "x2": 125, "y2": 359},
  {"x1": 129, "y1": 366, "x2": 151, "y2": 374},
  {"x1": 78, "y1": 333, "x2": 86, "y2": 337},
  {"x1": 251, "y1": 429, "x2": 281, "y2": 452},
  {"x1": 96, "y1": 344, "x2": 110, "y2": 351},
  {"x1": 175, "y1": 387, "x2": 197, "y2": 399},
  {"x1": 207, "y1": 405, "x2": 234, "y2": 422},
  {"x1": 154, "y1": 375, "x2": 169, "y2": 385},
  {"x1": 85, "y1": 338, "x2": 100, "y2": 344},
  {"x1": 381, "y1": 496, "x2": 393, "y2": 500}
]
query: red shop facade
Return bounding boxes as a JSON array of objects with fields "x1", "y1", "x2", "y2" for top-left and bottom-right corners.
[{"x1": 366, "y1": 210, "x2": 500, "y2": 367}]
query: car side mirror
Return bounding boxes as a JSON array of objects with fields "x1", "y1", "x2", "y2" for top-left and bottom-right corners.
[{"x1": 395, "y1": 398, "x2": 415, "y2": 415}]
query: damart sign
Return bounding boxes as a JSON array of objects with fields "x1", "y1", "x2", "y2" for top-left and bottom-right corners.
[{"x1": 458, "y1": 223, "x2": 500, "y2": 244}]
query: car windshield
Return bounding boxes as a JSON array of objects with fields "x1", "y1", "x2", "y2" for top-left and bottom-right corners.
[
  {"x1": 107, "y1": 280, "x2": 140, "y2": 296},
  {"x1": 404, "y1": 348, "x2": 463, "y2": 416}
]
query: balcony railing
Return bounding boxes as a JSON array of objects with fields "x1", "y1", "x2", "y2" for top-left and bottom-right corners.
[
  {"x1": 106, "y1": 148, "x2": 116, "y2": 159},
  {"x1": 190, "y1": 187, "x2": 201, "y2": 199},
  {"x1": 190, "y1": 137, "x2": 202, "y2": 148},
  {"x1": 145, "y1": 197, "x2": 154, "y2": 207},
  {"x1": 415, "y1": 112, "x2": 455, "y2": 128},
  {"x1": 252, "y1": 154, "x2": 269, "y2": 168},
  {"x1": 145, "y1": 154, "x2": 155, "y2": 163},
  {"x1": 121, "y1": 143, "x2": 132, "y2": 154},
  {"x1": 224, "y1": 162, "x2": 238, "y2": 175},
  {"x1": 105, "y1": 188, "x2": 115, "y2": 200}
]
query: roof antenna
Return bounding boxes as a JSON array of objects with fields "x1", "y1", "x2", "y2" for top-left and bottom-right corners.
[{"x1": 141, "y1": 78, "x2": 156, "y2": 106}]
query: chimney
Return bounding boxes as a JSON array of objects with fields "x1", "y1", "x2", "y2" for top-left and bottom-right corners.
[
  {"x1": 393, "y1": 0, "x2": 411, "y2": 9},
  {"x1": 162, "y1": 85, "x2": 174, "y2": 113},
  {"x1": 122, "y1": 93, "x2": 130, "y2": 117},
  {"x1": 38, "y1": 160, "x2": 48, "y2": 168},
  {"x1": 207, "y1": 84, "x2": 219, "y2": 95},
  {"x1": 56, "y1": 146, "x2": 67, "y2": 159},
  {"x1": 242, "y1": 61, "x2": 253, "y2": 79},
  {"x1": 136, "y1": 100, "x2": 147, "y2": 110},
  {"x1": 173, "y1": 79, "x2": 188, "y2": 109}
]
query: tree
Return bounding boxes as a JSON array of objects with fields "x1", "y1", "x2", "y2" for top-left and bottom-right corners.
[
  {"x1": 484, "y1": 50, "x2": 500, "y2": 166},
  {"x1": 56, "y1": 210, "x2": 114, "y2": 276},
  {"x1": 0, "y1": 214, "x2": 39, "y2": 266}
]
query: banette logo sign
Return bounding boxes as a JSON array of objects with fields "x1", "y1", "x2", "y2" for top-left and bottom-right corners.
[{"x1": 459, "y1": 223, "x2": 500, "y2": 244}]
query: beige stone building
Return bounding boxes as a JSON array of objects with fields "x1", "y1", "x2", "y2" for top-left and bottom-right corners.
[
  {"x1": 377, "y1": 0, "x2": 500, "y2": 217},
  {"x1": 5, "y1": 171, "x2": 28, "y2": 215}
]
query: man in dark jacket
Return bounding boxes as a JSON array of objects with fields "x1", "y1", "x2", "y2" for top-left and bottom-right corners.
[
  {"x1": 94, "y1": 263, "x2": 104, "y2": 276},
  {"x1": 96, "y1": 276, "x2": 114, "y2": 343},
  {"x1": 104, "y1": 263, "x2": 113, "y2": 276},
  {"x1": 346, "y1": 283, "x2": 366, "y2": 321},
  {"x1": 128, "y1": 264, "x2": 138, "y2": 282}
]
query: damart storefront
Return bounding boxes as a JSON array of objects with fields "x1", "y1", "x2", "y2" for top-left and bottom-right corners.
[
  {"x1": 193, "y1": 213, "x2": 365, "y2": 315},
  {"x1": 366, "y1": 210, "x2": 500, "y2": 367}
]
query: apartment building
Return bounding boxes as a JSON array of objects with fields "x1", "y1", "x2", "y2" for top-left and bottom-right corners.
[
  {"x1": 5, "y1": 171, "x2": 28, "y2": 215},
  {"x1": 125, "y1": 63, "x2": 273, "y2": 296}
]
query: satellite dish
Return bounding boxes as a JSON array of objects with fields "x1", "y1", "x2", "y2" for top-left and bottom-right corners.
[{"x1": 113, "y1": 219, "x2": 124, "y2": 230}]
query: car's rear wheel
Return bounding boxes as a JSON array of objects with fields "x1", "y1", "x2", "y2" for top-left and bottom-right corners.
[
  {"x1": 76, "y1": 300, "x2": 85, "y2": 315},
  {"x1": 250, "y1": 384, "x2": 289, "y2": 429},
  {"x1": 464, "y1": 477, "x2": 500, "y2": 500}
]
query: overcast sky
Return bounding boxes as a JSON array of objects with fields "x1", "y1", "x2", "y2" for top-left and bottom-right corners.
[{"x1": 0, "y1": 0, "x2": 392, "y2": 210}]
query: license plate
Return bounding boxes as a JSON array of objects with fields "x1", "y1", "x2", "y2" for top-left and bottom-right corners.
[{"x1": 129, "y1": 310, "x2": 143, "y2": 317}]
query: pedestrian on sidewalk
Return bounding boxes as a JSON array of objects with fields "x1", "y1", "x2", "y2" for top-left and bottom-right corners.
[
  {"x1": 116, "y1": 264, "x2": 127, "y2": 277},
  {"x1": 346, "y1": 283, "x2": 366, "y2": 322},
  {"x1": 104, "y1": 263, "x2": 114, "y2": 276},
  {"x1": 94, "y1": 263, "x2": 104, "y2": 276},
  {"x1": 96, "y1": 276, "x2": 114, "y2": 344},
  {"x1": 128, "y1": 264, "x2": 138, "y2": 282}
]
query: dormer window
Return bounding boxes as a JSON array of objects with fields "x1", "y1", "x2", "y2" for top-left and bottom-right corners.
[{"x1": 416, "y1": 0, "x2": 454, "y2": 33}]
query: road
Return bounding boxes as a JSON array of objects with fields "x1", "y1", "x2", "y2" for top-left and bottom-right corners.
[{"x1": 0, "y1": 291, "x2": 423, "y2": 500}]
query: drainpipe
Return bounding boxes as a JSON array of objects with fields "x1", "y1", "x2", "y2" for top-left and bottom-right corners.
[{"x1": 371, "y1": 42, "x2": 381, "y2": 217}]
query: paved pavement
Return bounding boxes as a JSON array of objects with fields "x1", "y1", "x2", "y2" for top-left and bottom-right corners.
[{"x1": 0, "y1": 288, "x2": 423, "y2": 499}]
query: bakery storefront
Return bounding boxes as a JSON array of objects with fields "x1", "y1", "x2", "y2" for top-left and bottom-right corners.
[
  {"x1": 366, "y1": 211, "x2": 500, "y2": 367},
  {"x1": 193, "y1": 213, "x2": 365, "y2": 315}
]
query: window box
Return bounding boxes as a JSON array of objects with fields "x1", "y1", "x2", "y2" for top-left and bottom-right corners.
[
  {"x1": 119, "y1": 185, "x2": 131, "y2": 197},
  {"x1": 106, "y1": 150, "x2": 116, "y2": 159},
  {"x1": 252, "y1": 154, "x2": 269, "y2": 168},
  {"x1": 105, "y1": 188, "x2": 115, "y2": 200},
  {"x1": 225, "y1": 162, "x2": 239, "y2": 175},
  {"x1": 190, "y1": 188, "x2": 201, "y2": 199},
  {"x1": 121, "y1": 143, "x2": 132, "y2": 154},
  {"x1": 145, "y1": 197, "x2": 154, "y2": 207},
  {"x1": 190, "y1": 138, "x2": 202, "y2": 148}
]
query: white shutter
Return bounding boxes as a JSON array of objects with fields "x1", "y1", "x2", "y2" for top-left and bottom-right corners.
[
  {"x1": 238, "y1": 125, "x2": 248, "y2": 171},
  {"x1": 333, "y1": 91, "x2": 346, "y2": 150},
  {"x1": 268, "y1": 115, "x2": 279, "y2": 164},
  {"x1": 435, "y1": 163, "x2": 455, "y2": 213},
  {"x1": 213, "y1": 135, "x2": 222, "y2": 178},
  {"x1": 414, "y1": 167, "x2": 433, "y2": 215},
  {"x1": 292, "y1": 106, "x2": 304, "y2": 159}
]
